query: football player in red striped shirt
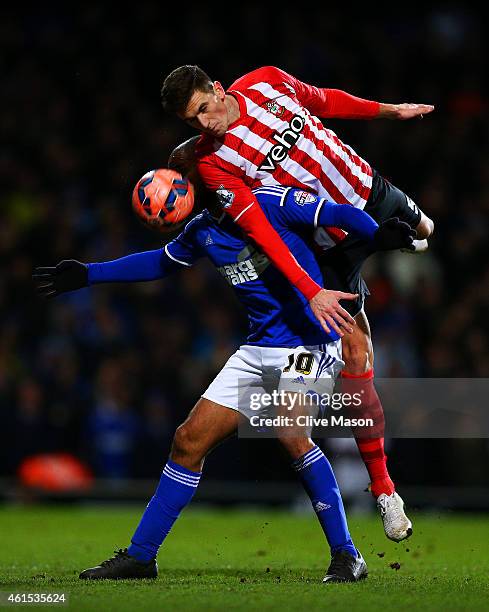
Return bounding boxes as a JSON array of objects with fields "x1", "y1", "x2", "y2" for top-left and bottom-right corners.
[{"x1": 162, "y1": 66, "x2": 435, "y2": 541}]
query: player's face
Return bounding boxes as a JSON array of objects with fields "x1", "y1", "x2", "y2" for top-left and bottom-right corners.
[{"x1": 179, "y1": 82, "x2": 229, "y2": 138}]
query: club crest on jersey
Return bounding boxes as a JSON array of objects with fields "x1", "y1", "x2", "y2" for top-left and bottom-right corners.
[
  {"x1": 293, "y1": 190, "x2": 317, "y2": 205},
  {"x1": 258, "y1": 113, "x2": 306, "y2": 172},
  {"x1": 216, "y1": 185, "x2": 235, "y2": 209},
  {"x1": 266, "y1": 100, "x2": 285, "y2": 118}
]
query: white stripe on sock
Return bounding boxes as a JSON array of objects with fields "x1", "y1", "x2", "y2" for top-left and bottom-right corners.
[
  {"x1": 164, "y1": 464, "x2": 201, "y2": 482},
  {"x1": 163, "y1": 467, "x2": 200, "y2": 487},
  {"x1": 298, "y1": 453, "x2": 323, "y2": 471},
  {"x1": 163, "y1": 470, "x2": 199, "y2": 488},
  {"x1": 293, "y1": 446, "x2": 322, "y2": 471}
]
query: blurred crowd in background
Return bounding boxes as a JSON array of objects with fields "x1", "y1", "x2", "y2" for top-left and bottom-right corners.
[{"x1": 1, "y1": 6, "x2": 488, "y2": 496}]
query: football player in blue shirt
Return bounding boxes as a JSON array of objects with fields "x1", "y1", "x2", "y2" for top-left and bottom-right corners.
[{"x1": 34, "y1": 167, "x2": 413, "y2": 583}]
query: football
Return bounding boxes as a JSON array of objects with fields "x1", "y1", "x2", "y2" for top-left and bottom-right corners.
[{"x1": 132, "y1": 168, "x2": 194, "y2": 232}]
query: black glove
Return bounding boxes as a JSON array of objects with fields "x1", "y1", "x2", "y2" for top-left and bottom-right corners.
[
  {"x1": 372, "y1": 217, "x2": 416, "y2": 252},
  {"x1": 33, "y1": 260, "x2": 88, "y2": 298}
]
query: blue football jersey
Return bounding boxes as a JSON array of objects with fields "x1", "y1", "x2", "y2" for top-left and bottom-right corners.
[{"x1": 164, "y1": 186, "x2": 338, "y2": 348}]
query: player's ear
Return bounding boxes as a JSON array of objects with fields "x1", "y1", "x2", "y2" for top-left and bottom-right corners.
[{"x1": 213, "y1": 81, "x2": 226, "y2": 101}]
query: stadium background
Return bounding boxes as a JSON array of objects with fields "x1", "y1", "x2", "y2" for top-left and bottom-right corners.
[{"x1": 1, "y1": 6, "x2": 488, "y2": 509}]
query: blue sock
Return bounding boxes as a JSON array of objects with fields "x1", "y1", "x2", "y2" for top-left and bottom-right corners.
[
  {"x1": 128, "y1": 459, "x2": 201, "y2": 562},
  {"x1": 292, "y1": 445, "x2": 357, "y2": 558}
]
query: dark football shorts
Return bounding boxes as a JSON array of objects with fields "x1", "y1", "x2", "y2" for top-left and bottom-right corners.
[{"x1": 318, "y1": 170, "x2": 422, "y2": 317}]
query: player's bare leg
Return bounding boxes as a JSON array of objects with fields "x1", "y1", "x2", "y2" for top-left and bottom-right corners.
[
  {"x1": 274, "y1": 394, "x2": 367, "y2": 582},
  {"x1": 416, "y1": 211, "x2": 434, "y2": 240},
  {"x1": 341, "y1": 310, "x2": 412, "y2": 542},
  {"x1": 404, "y1": 209, "x2": 434, "y2": 253},
  {"x1": 170, "y1": 398, "x2": 239, "y2": 472},
  {"x1": 80, "y1": 399, "x2": 239, "y2": 579}
]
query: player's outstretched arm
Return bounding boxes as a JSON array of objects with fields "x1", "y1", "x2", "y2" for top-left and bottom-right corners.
[
  {"x1": 33, "y1": 249, "x2": 185, "y2": 298},
  {"x1": 276, "y1": 193, "x2": 416, "y2": 252},
  {"x1": 317, "y1": 203, "x2": 416, "y2": 251},
  {"x1": 276, "y1": 68, "x2": 434, "y2": 121}
]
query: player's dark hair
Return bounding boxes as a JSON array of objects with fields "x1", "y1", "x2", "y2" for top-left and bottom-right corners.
[{"x1": 161, "y1": 65, "x2": 213, "y2": 114}]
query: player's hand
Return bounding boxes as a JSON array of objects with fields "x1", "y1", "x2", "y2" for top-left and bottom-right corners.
[
  {"x1": 395, "y1": 103, "x2": 434, "y2": 120},
  {"x1": 373, "y1": 218, "x2": 416, "y2": 252},
  {"x1": 33, "y1": 260, "x2": 88, "y2": 298},
  {"x1": 380, "y1": 103, "x2": 434, "y2": 120},
  {"x1": 309, "y1": 289, "x2": 358, "y2": 337}
]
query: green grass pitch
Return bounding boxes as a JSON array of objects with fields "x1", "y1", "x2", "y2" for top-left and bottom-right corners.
[{"x1": 1, "y1": 506, "x2": 488, "y2": 611}]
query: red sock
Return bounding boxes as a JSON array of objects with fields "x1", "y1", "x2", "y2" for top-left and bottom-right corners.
[{"x1": 341, "y1": 369, "x2": 395, "y2": 498}]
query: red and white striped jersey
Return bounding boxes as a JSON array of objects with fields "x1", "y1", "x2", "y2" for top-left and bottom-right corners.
[
  {"x1": 197, "y1": 66, "x2": 377, "y2": 208},
  {"x1": 195, "y1": 66, "x2": 380, "y2": 300}
]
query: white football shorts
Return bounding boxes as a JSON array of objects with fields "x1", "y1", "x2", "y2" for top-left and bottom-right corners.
[{"x1": 202, "y1": 341, "x2": 344, "y2": 418}]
